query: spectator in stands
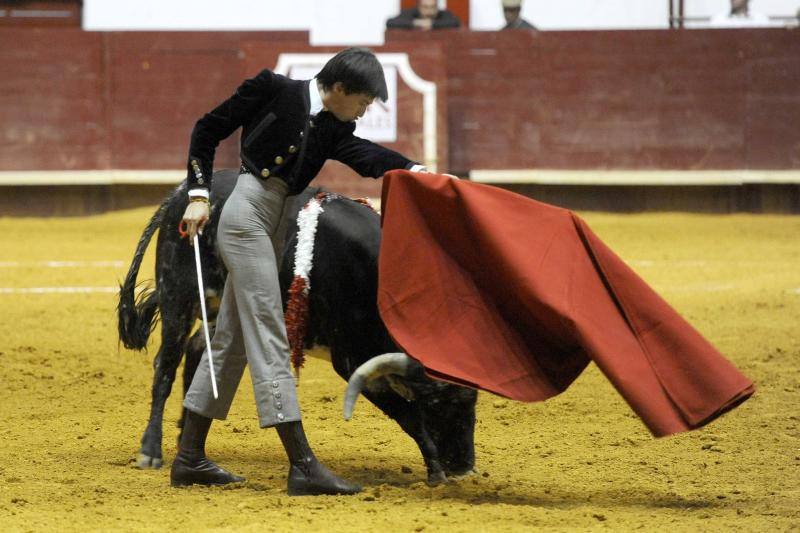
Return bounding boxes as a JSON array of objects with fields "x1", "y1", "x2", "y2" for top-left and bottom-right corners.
[
  {"x1": 709, "y1": 0, "x2": 771, "y2": 27},
  {"x1": 501, "y1": 0, "x2": 537, "y2": 30},
  {"x1": 386, "y1": 0, "x2": 461, "y2": 31}
]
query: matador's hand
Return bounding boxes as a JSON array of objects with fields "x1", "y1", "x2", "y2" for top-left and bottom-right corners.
[
  {"x1": 416, "y1": 167, "x2": 459, "y2": 180},
  {"x1": 181, "y1": 200, "x2": 210, "y2": 243}
]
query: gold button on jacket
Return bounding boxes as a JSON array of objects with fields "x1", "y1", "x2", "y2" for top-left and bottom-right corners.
[
  {"x1": 261, "y1": 169, "x2": 270, "y2": 178},
  {"x1": 274, "y1": 156, "x2": 284, "y2": 165},
  {"x1": 288, "y1": 145, "x2": 297, "y2": 154}
]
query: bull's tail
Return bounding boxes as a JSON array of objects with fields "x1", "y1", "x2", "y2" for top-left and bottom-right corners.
[{"x1": 117, "y1": 196, "x2": 171, "y2": 350}]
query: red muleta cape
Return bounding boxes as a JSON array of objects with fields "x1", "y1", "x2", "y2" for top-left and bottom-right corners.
[{"x1": 377, "y1": 171, "x2": 754, "y2": 437}]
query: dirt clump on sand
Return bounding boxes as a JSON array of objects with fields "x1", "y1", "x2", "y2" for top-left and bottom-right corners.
[{"x1": 0, "y1": 209, "x2": 798, "y2": 531}]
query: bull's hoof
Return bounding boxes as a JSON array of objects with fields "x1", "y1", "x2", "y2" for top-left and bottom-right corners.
[
  {"x1": 136, "y1": 453, "x2": 163, "y2": 469},
  {"x1": 426, "y1": 470, "x2": 448, "y2": 486}
]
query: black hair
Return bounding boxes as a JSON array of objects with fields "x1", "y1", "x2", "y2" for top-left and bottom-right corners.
[{"x1": 316, "y1": 47, "x2": 389, "y2": 102}]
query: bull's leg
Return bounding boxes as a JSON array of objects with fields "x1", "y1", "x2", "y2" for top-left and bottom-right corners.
[
  {"x1": 360, "y1": 388, "x2": 447, "y2": 486},
  {"x1": 137, "y1": 308, "x2": 193, "y2": 469},
  {"x1": 177, "y1": 325, "x2": 213, "y2": 443}
]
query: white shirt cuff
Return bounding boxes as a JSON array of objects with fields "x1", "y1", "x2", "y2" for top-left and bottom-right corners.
[
  {"x1": 409, "y1": 164, "x2": 428, "y2": 173},
  {"x1": 188, "y1": 188, "x2": 210, "y2": 199}
]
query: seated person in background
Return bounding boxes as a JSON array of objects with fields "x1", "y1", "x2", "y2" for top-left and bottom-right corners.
[
  {"x1": 710, "y1": 0, "x2": 771, "y2": 27},
  {"x1": 501, "y1": 0, "x2": 537, "y2": 30},
  {"x1": 386, "y1": 0, "x2": 461, "y2": 30}
]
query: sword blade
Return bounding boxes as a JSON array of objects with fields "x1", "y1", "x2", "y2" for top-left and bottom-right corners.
[{"x1": 193, "y1": 234, "x2": 219, "y2": 399}]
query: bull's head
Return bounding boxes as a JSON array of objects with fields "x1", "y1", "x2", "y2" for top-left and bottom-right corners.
[{"x1": 344, "y1": 353, "x2": 478, "y2": 484}]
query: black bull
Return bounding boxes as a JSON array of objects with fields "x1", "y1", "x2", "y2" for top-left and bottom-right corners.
[{"x1": 117, "y1": 169, "x2": 477, "y2": 485}]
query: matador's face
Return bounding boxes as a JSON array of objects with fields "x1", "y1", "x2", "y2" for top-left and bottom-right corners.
[{"x1": 324, "y1": 82, "x2": 375, "y2": 123}]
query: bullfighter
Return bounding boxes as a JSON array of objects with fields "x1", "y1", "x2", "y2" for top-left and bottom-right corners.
[{"x1": 176, "y1": 47, "x2": 423, "y2": 495}]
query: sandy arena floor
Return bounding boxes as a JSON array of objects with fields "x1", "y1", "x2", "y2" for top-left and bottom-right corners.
[{"x1": 0, "y1": 206, "x2": 798, "y2": 532}]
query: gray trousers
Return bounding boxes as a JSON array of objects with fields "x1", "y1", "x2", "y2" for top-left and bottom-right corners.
[{"x1": 184, "y1": 173, "x2": 302, "y2": 428}]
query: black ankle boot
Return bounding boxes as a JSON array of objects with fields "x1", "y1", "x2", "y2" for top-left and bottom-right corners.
[
  {"x1": 170, "y1": 410, "x2": 245, "y2": 488},
  {"x1": 276, "y1": 421, "x2": 361, "y2": 496}
]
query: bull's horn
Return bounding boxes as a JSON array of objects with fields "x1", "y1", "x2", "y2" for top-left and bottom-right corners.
[{"x1": 343, "y1": 352, "x2": 414, "y2": 421}]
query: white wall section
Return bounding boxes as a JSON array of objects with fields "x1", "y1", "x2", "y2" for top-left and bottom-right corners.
[
  {"x1": 83, "y1": 0, "x2": 799, "y2": 37},
  {"x1": 84, "y1": 0, "x2": 314, "y2": 30}
]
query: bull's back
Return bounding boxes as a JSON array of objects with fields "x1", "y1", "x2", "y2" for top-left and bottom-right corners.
[
  {"x1": 311, "y1": 199, "x2": 394, "y2": 362},
  {"x1": 315, "y1": 199, "x2": 381, "y2": 286}
]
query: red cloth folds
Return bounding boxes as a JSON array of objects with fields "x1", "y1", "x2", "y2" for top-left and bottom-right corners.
[{"x1": 377, "y1": 171, "x2": 754, "y2": 437}]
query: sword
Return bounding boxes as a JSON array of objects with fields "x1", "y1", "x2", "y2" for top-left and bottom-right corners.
[
  {"x1": 184, "y1": 159, "x2": 218, "y2": 398},
  {"x1": 184, "y1": 160, "x2": 218, "y2": 398},
  {"x1": 191, "y1": 231, "x2": 219, "y2": 399},
  {"x1": 178, "y1": 216, "x2": 219, "y2": 400}
]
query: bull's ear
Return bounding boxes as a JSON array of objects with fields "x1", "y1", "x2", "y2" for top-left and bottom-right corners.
[{"x1": 387, "y1": 376, "x2": 415, "y2": 401}]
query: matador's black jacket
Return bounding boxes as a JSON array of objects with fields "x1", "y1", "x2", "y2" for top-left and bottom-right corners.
[{"x1": 186, "y1": 69, "x2": 416, "y2": 195}]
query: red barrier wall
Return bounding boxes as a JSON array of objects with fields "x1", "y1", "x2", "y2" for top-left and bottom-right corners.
[
  {"x1": 387, "y1": 28, "x2": 800, "y2": 173},
  {"x1": 0, "y1": 28, "x2": 106, "y2": 170},
  {"x1": 1, "y1": 27, "x2": 799, "y2": 182},
  {"x1": 103, "y1": 32, "x2": 307, "y2": 171},
  {"x1": 0, "y1": 29, "x2": 306, "y2": 174}
]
